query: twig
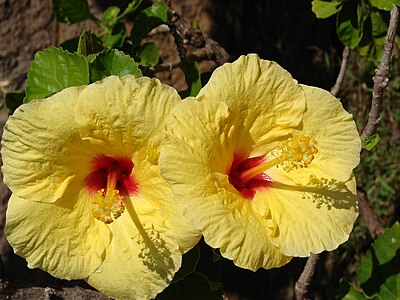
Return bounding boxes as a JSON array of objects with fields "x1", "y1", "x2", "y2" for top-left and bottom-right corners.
[
  {"x1": 295, "y1": 254, "x2": 320, "y2": 300},
  {"x1": 166, "y1": 5, "x2": 230, "y2": 65},
  {"x1": 148, "y1": 24, "x2": 170, "y2": 36},
  {"x1": 151, "y1": 59, "x2": 181, "y2": 72},
  {"x1": 168, "y1": 10, "x2": 187, "y2": 62},
  {"x1": 330, "y1": 46, "x2": 350, "y2": 97},
  {"x1": 361, "y1": 5, "x2": 400, "y2": 140},
  {"x1": 357, "y1": 189, "x2": 385, "y2": 239}
]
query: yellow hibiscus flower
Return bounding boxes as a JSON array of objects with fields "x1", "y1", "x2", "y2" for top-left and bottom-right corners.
[
  {"x1": 159, "y1": 54, "x2": 361, "y2": 271},
  {"x1": 2, "y1": 75, "x2": 201, "y2": 300}
]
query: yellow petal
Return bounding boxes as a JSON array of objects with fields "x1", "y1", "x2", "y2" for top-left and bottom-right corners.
[
  {"x1": 251, "y1": 85, "x2": 360, "y2": 256},
  {"x1": 86, "y1": 201, "x2": 181, "y2": 300},
  {"x1": 161, "y1": 98, "x2": 247, "y2": 192},
  {"x1": 256, "y1": 175, "x2": 358, "y2": 256},
  {"x1": 1, "y1": 86, "x2": 98, "y2": 203},
  {"x1": 75, "y1": 75, "x2": 181, "y2": 161},
  {"x1": 273, "y1": 85, "x2": 361, "y2": 185},
  {"x1": 76, "y1": 75, "x2": 200, "y2": 252},
  {"x1": 132, "y1": 154, "x2": 201, "y2": 252},
  {"x1": 160, "y1": 98, "x2": 291, "y2": 270},
  {"x1": 5, "y1": 192, "x2": 110, "y2": 279},
  {"x1": 198, "y1": 54, "x2": 306, "y2": 153}
]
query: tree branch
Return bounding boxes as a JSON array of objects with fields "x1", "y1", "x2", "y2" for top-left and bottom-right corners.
[
  {"x1": 166, "y1": 6, "x2": 230, "y2": 65},
  {"x1": 295, "y1": 254, "x2": 320, "y2": 300},
  {"x1": 330, "y1": 46, "x2": 350, "y2": 97},
  {"x1": 151, "y1": 59, "x2": 181, "y2": 73},
  {"x1": 361, "y1": 5, "x2": 400, "y2": 140}
]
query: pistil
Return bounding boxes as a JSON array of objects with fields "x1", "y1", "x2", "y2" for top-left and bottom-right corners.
[
  {"x1": 238, "y1": 135, "x2": 318, "y2": 186},
  {"x1": 85, "y1": 154, "x2": 137, "y2": 224}
]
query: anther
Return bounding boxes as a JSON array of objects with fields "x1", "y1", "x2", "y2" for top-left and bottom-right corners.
[
  {"x1": 278, "y1": 135, "x2": 318, "y2": 172},
  {"x1": 91, "y1": 171, "x2": 126, "y2": 224}
]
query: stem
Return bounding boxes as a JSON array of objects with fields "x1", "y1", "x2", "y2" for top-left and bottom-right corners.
[
  {"x1": 361, "y1": 5, "x2": 400, "y2": 140},
  {"x1": 330, "y1": 46, "x2": 350, "y2": 97},
  {"x1": 94, "y1": 18, "x2": 110, "y2": 34},
  {"x1": 295, "y1": 254, "x2": 320, "y2": 300}
]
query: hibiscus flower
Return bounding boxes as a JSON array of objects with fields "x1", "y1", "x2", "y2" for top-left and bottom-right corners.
[
  {"x1": 2, "y1": 75, "x2": 200, "y2": 299},
  {"x1": 160, "y1": 54, "x2": 361, "y2": 271}
]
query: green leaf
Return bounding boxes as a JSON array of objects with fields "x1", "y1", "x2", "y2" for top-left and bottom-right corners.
[
  {"x1": 120, "y1": 0, "x2": 143, "y2": 18},
  {"x1": 358, "y1": 12, "x2": 387, "y2": 60},
  {"x1": 337, "y1": 0, "x2": 363, "y2": 49},
  {"x1": 312, "y1": 0, "x2": 343, "y2": 19},
  {"x1": 156, "y1": 272, "x2": 223, "y2": 300},
  {"x1": 172, "y1": 246, "x2": 200, "y2": 283},
  {"x1": 77, "y1": 30, "x2": 103, "y2": 56},
  {"x1": 90, "y1": 49, "x2": 142, "y2": 82},
  {"x1": 180, "y1": 61, "x2": 202, "y2": 97},
  {"x1": 103, "y1": 22, "x2": 126, "y2": 48},
  {"x1": 136, "y1": 42, "x2": 159, "y2": 66},
  {"x1": 357, "y1": 222, "x2": 400, "y2": 300},
  {"x1": 130, "y1": 1, "x2": 169, "y2": 46},
  {"x1": 370, "y1": 0, "x2": 394, "y2": 11},
  {"x1": 5, "y1": 91, "x2": 25, "y2": 114},
  {"x1": 362, "y1": 133, "x2": 381, "y2": 151},
  {"x1": 391, "y1": 0, "x2": 400, "y2": 5},
  {"x1": 25, "y1": 47, "x2": 89, "y2": 103},
  {"x1": 104, "y1": 6, "x2": 120, "y2": 27},
  {"x1": 339, "y1": 283, "x2": 367, "y2": 300},
  {"x1": 52, "y1": 0, "x2": 96, "y2": 24}
]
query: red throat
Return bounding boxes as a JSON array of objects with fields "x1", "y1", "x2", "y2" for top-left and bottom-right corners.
[
  {"x1": 228, "y1": 153, "x2": 273, "y2": 200},
  {"x1": 85, "y1": 154, "x2": 138, "y2": 196}
]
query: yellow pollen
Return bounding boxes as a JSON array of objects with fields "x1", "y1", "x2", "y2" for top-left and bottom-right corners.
[
  {"x1": 91, "y1": 171, "x2": 125, "y2": 224},
  {"x1": 239, "y1": 135, "x2": 318, "y2": 183}
]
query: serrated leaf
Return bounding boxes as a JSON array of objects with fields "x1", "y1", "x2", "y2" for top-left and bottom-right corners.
[
  {"x1": 136, "y1": 42, "x2": 159, "y2": 66},
  {"x1": 52, "y1": 0, "x2": 95, "y2": 24},
  {"x1": 357, "y1": 222, "x2": 400, "y2": 300},
  {"x1": 362, "y1": 133, "x2": 381, "y2": 151},
  {"x1": 90, "y1": 49, "x2": 142, "y2": 82},
  {"x1": 25, "y1": 48, "x2": 89, "y2": 103},
  {"x1": 337, "y1": 0, "x2": 363, "y2": 49},
  {"x1": 156, "y1": 272, "x2": 223, "y2": 300},
  {"x1": 130, "y1": 1, "x2": 169, "y2": 46},
  {"x1": 370, "y1": 0, "x2": 394, "y2": 11},
  {"x1": 77, "y1": 30, "x2": 103, "y2": 56},
  {"x1": 5, "y1": 91, "x2": 25, "y2": 114},
  {"x1": 104, "y1": 6, "x2": 120, "y2": 27},
  {"x1": 312, "y1": 0, "x2": 343, "y2": 19},
  {"x1": 172, "y1": 246, "x2": 200, "y2": 283},
  {"x1": 180, "y1": 61, "x2": 202, "y2": 97}
]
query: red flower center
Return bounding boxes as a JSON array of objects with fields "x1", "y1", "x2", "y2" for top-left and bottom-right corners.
[
  {"x1": 85, "y1": 154, "x2": 138, "y2": 196},
  {"x1": 228, "y1": 153, "x2": 273, "y2": 200}
]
